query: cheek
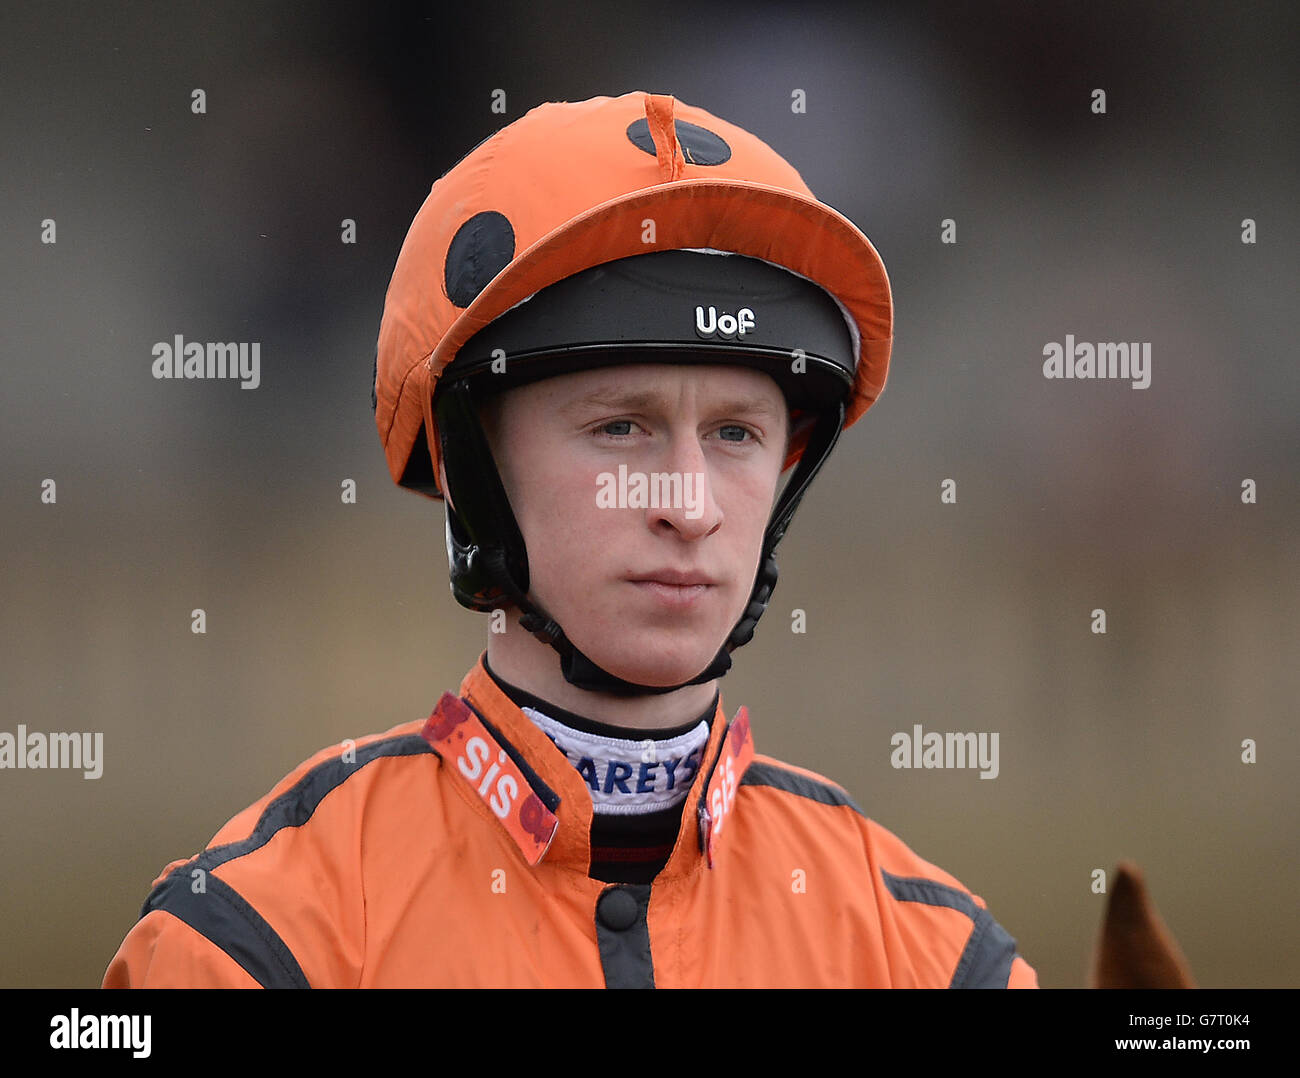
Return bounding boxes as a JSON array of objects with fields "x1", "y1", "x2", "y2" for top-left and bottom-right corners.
[
  {"x1": 727, "y1": 457, "x2": 783, "y2": 530},
  {"x1": 505, "y1": 441, "x2": 611, "y2": 582},
  {"x1": 731, "y1": 466, "x2": 785, "y2": 581}
]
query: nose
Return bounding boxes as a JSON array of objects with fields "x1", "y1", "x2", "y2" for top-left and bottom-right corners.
[{"x1": 646, "y1": 432, "x2": 723, "y2": 540}]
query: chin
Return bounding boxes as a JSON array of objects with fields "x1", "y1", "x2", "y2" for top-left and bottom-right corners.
[{"x1": 578, "y1": 632, "x2": 726, "y2": 689}]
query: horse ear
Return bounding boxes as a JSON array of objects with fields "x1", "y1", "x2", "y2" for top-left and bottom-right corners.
[{"x1": 1090, "y1": 861, "x2": 1196, "y2": 988}]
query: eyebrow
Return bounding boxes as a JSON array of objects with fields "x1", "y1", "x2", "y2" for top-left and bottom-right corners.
[{"x1": 562, "y1": 387, "x2": 784, "y2": 420}]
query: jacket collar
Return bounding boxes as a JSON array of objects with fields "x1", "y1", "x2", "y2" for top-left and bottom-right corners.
[{"x1": 421, "y1": 653, "x2": 753, "y2": 878}]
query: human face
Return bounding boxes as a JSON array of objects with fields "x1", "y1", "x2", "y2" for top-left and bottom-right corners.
[{"x1": 480, "y1": 363, "x2": 790, "y2": 689}]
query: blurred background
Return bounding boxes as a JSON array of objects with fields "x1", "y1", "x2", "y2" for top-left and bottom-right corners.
[{"x1": 1, "y1": 0, "x2": 1295, "y2": 988}]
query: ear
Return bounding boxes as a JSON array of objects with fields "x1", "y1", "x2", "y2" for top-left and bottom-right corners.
[
  {"x1": 780, "y1": 409, "x2": 816, "y2": 473},
  {"x1": 1089, "y1": 861, "x2": 1195, "y2": 988},
  {"x1": 789, "y1": 408, "x2": 816, "y2": 440}
]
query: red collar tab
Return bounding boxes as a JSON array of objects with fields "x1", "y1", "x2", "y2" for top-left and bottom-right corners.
[
  {"x1": 696, "y1": 708, "x2": 754, "y2": 869},
  {"x1": 421, "y1": 693, "x2": 559, "y2": 866}
]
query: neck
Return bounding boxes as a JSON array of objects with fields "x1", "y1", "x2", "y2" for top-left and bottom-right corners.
[{"x1": 485, "y1": 619, "x2": 719, "y2": 732}]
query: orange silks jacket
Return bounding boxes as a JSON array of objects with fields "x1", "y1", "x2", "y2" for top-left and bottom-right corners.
[{"x1": 104, "y1": 655, "x2": 1037, "y2": 988}]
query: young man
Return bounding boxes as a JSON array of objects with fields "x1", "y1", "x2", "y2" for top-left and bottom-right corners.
[{"x1": 104, "y1": 91, "x2": 1037, "y2": 988}]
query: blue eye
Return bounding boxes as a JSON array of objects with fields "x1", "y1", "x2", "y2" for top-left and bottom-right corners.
[
  {"x1": 601, "y1": 420, "x2": 635, "y2": 436},
  {"x1": 718, "y1": 425, "x2": 750, "y2": 442}
]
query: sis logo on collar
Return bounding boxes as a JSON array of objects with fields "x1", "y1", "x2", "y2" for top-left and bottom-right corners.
[
  {"x1": 422, "y1": 693, "x2": 559, "y2": 865},
  {"x1": 697, "y1": 708, "x2": 754, "y2": 869}
]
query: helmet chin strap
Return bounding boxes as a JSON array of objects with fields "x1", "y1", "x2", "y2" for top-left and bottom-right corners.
[
  {"x1": 436, "y1": 377, "x2": 843, "y2": 698},
  {"x1": 522, "y1": 595, "x2": 732, "y2": 696}
]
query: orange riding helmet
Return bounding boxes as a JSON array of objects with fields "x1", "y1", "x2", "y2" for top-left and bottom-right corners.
[{"x1": 373, "y1": 91, "x2": 894, "y2": 695}]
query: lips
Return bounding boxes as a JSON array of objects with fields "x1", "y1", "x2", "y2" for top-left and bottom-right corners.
[
  {"x1": 627, "y1": 569, "x2": 717, "y2": 609},
  {"x1": 628, "y1": 569, "x2": 717, "y2": 587}
]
